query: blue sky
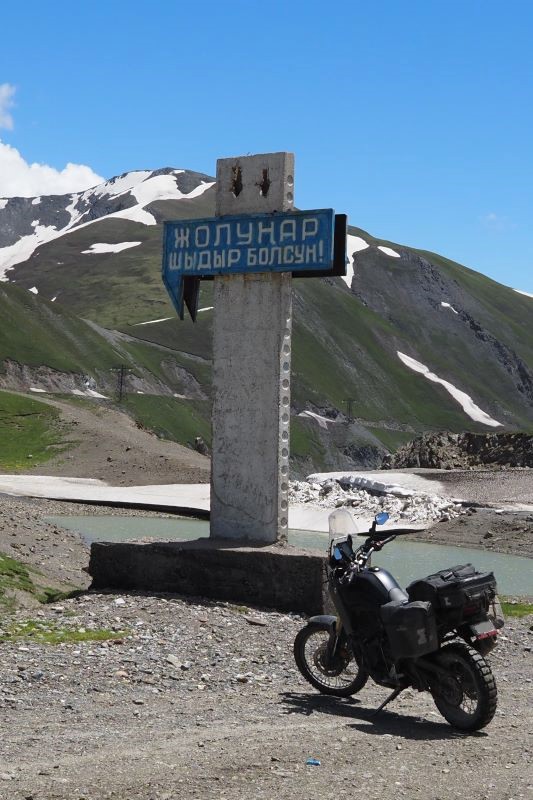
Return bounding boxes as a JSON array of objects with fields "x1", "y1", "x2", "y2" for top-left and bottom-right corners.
[{"x1": 1, "y1": 0, "x2": 532, "y2": 292}]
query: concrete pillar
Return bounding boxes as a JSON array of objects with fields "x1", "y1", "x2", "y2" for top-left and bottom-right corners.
[{"x1": 210, "y1": 153, "x2": 294, "y2": 543}]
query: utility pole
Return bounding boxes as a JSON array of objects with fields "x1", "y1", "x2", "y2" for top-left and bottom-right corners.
[
  {"x1": 344, "y1": 398, "x2": 356, "y2": 422},
  {"x1": 111, "y1": 365, "x2": 131, "y2": 403}
]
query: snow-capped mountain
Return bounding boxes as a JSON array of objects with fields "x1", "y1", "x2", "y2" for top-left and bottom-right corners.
[
  {"x1": 1, "y1": 167, "x2": 532, "y2": 473},
  {"x1": 0, "y1": 168, "x2": 214, "y2": 278}
]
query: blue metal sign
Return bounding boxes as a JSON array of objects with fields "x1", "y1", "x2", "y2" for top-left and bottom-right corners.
[
  {"x1": 162, "y1": 209, "x2": 335, "y2": 318},
  {"x1": 164, "y1": 209, "x2": 334, "y2": 276}
]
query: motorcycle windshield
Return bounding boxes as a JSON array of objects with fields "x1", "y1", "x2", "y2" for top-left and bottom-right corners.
[{"x1": 328, "y1": 509, "x2": 365, "y2": 541}]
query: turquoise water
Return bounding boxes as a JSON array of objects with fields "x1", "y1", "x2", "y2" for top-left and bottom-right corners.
[{"x1": 47, "y1": 515, "x2": 533, "y2": 596}]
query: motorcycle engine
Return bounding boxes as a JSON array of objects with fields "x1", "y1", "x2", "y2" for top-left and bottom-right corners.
[{"x1": 359, "y1": 634, "x2": 396, "y2": 685}]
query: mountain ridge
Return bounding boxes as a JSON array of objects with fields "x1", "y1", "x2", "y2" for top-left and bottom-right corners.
[
  {"x1": 0, "y1": 168, "x2": 215, "y2": 277},
  {"x1": 1, "y1": 167, "x2": 532, "y2": 473}
]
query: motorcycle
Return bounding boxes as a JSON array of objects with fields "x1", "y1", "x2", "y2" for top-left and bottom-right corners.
[{"x1": 294, "y1": 509, "x2": 503, "y2": 732}]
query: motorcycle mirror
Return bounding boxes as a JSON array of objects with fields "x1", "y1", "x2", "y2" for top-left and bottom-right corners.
[{"x1": 375, "y1": 512, "x2": 390, "y2": 526}]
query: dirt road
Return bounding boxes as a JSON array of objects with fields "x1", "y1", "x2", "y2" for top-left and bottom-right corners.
[{"x1": 21, "y1": 395, "x2": 210, "y2": 485}]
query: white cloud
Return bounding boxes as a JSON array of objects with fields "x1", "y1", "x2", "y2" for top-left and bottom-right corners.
[
  {"x1": 0, "y1": 140, "x2": 104, "y2": 198},
  {"x1": 0, "y1": 83, "x2": 15, "y2": 130},
  {"x1": 480, "y1": 212, "x2": 515, "y2": 232}
]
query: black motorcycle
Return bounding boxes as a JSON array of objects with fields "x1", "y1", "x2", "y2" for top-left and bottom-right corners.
[{"x1": 294, "y1": 511, "x2": 503, "y2": 731}]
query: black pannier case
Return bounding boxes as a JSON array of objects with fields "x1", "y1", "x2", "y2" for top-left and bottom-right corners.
[
  {"x1": 380, "y1": 599, "x2": 438, "y2": 659},
  {"x1": 406, "y1": 564, "x2": 497, "y2": 626}
]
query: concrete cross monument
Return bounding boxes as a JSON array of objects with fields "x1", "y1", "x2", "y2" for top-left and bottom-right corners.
[{"x1": 163, "y1": 152, "x2": 346, "y2": 545}]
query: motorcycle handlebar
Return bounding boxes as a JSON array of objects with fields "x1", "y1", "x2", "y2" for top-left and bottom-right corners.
[{"x1": 356, "y1": 528, "x2": 416, "y2": 538}]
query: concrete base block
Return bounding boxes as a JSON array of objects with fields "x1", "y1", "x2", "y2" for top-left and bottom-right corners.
[{"x1": 89, "y1": 539, "x2": 328, "y2": 615}]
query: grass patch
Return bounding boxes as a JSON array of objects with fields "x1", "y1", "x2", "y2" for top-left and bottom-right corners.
[
  {"x1": 0, "y1": 390, "x2": 69, "y2": 470},
  {"x1": 0, "y1": 283, "x2": 121, "y2": 373},
  {"x1": 368, "y1": 427, "x2": 416, "y2": 452},
  {"x1": 0, "y1": 551, "x2": 36, "y2": 609},
  {"x1": 0, "y1": 619, "x2": 127, "y2": 644},
  {"x1": 290, "y1": 416, "x2": 326, "y2": 464},
  {"x1": 0, "y1": 550, "x2": 78, "y2": 612},
  {"x1": 123, "y1": 394, "x2": 211, "y2": 447},
  {"x1": 500, "y1": 600, "x2": 533, "y2": 618}
]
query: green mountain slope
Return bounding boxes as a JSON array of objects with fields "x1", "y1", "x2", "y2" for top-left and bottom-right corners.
[{"x1": 3, "y1": 188, "x2": 533, "y2": 472}]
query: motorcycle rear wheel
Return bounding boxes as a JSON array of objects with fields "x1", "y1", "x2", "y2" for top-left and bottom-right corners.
[
  {"x1": 431, "y1": 642, "x2": 497, "y2": 731},
  {"x1": 294, "y1": 622, "x2": 368, "y2": 697}
]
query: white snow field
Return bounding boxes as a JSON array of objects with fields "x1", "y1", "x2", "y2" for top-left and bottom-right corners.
[
  {"x1": 0, "y1": 475, "x2": 425, "y2": 532},
  {"x1": 70, "y1": 389, "x2": 110, "y2": 399},
  {"x1": 0, "y1": 170, "x2": 215, "y2": 278},
  {"x1": 344, "y1": 234, "x2": 369, "y2": 287},
  {"x1": 82, "y1": 241, "x2": 142, "y2": 255},
  {"x1": 397, "y1": 351, "x2": 502, "y2": 427},
  {"x1": 2, "y1": 468, "x2": 531, "y2": 530},
  {"x1": 378, "y1": 245, "x2": 401, "y2": 258}
]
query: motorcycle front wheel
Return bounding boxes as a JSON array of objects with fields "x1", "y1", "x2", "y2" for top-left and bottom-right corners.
[
  {"x1": 293, "y1": 622, "x2": 368, "y2": 697},
  {"x1": 431, "y1": 642, "x2": 497, "y2": 731}
]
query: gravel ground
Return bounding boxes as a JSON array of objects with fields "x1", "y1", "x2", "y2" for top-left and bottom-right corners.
[
  {"x1": 413, "y1": 469, "x2": 533, "y2": 508},
  {"x1": 412, "y1": 508, "x2": 533, "y2": 560},
  {"x1": 0, "y1": 590, "x2": 531, "y2": 800},
  {"x1": 0, "y1": 495, "x2": 532, "y2": 799}
]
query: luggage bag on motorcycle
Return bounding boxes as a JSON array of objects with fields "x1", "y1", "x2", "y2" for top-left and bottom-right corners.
[
  {"x1": 406, "y1": 564, "x2": 497, "y2": 626},
  {"x1": 380, "y1": 599, "x2": 438, "y2": 659}
]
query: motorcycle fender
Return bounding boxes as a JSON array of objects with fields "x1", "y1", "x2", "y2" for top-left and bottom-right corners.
[
  {"x1": 462, "y1": 620, "x2": 499, "y2": 655},
  {"x1": 308, "y1": 615, "x2": 337, "y2": 630}
]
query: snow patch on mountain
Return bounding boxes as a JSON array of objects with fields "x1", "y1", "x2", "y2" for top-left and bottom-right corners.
[
  {"x1": 378, "y1": 245, "x2": 401, "y2": 258},
  {"x1": 298, "y1": 410, "x2": 339, "y2": 429},
  {"x1": 131, "y1": 174, "x2": 183, "y2": 205},
  {"x1": 0, "y1": 224, "x2": 58, "y2": 277},
  {"x1": 111, "y1": 206, "x2": 156, "y2": 226},
  {"x1": 93, "y1": 171, "x2": 153, "y2": 198},
  {"x1": 397, "y1": 351, "x2": 502, "y2": 427},
  {"x1": 441, "y1": 302, "x2": 459, "y2": 314},
  {"x1": 344, "y1": 234, "x2": 369, "y2": 287},
  {"x1": 133, "y1": 317, "x2": 173, "y2": 326},
  {"x1": 515, "y1": 288, "x2": 533, "y2": 299},
  {"x1": 82, "y1": 242, "x2": 142, "y2": 255},
  {"x1": 0, "y1": 169, "x2": 215, "y2": 278},
  {"x1": 0, "y1": 200, "x2": 7, "y2": 210},
  {"x1": 29, "y1": 286, "x2": 38, "y2": 294}
]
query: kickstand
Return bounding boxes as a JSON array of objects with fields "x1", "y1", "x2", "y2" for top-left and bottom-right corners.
[{"x1": 371, "y1": 686, "x2": 404, "y2": 716}]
